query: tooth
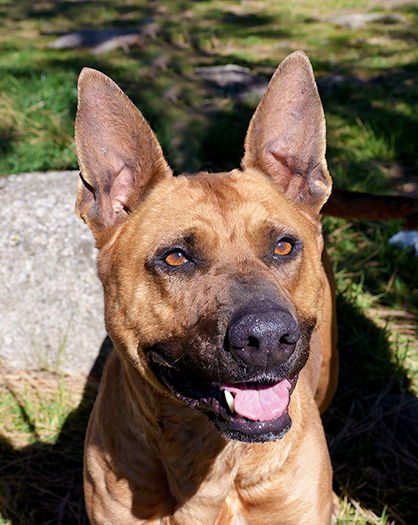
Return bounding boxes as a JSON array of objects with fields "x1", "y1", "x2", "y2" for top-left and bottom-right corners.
[{"x1": 224, "y1": 390, "x2": 235, "y2": 413}]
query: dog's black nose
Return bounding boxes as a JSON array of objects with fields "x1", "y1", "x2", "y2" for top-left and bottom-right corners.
[{"x1": 228, "y1": 306, "x2": 300, "y2": 368}]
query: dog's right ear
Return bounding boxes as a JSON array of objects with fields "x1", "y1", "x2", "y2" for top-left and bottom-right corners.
[{"x1": 75, "y1": 68, "x2": 172, "y2": 239}]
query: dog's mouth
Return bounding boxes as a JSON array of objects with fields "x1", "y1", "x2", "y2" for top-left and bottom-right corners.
[{"x1": 149, "y1": 352, "x2": 297, "y2": 443}]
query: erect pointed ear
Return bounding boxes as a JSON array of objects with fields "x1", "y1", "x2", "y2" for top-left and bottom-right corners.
[
  {"x1": 241, "y1": 51, "x2": 332, "y2": 214},
  {"x1": 75, "y1": 68, "x2": 172, "y2": 238}
]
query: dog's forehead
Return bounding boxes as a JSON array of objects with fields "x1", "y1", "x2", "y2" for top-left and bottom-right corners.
[
  {"x1": 113, "y1": 168, "x2": 323, "y2": 268},
  {"x1": 137, "y1": 169, "x2": 313, "y2": 237}
]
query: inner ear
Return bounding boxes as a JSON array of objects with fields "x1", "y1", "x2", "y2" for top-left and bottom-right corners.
[
  {"x1": 75, "y1": 67, "x2": 172, "y2": 236},
  {"x1": 242, "y1": 51, "x2": 332, "y2": 214}
]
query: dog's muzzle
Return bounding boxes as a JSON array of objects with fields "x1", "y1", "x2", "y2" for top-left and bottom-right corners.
[{"x1": 150, "y1": 304, "x2": 304, "y2": 443}]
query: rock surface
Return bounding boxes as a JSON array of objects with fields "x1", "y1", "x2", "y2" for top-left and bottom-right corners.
[
  {"x1": 329, "y1": 12, "x2": 408, "y2": 29},
  {"x1": 48, "y1": 23, "x2": 159, "y2": 54},
  {"x1": 194, "y1": 64, "x2": 268, "y2": 101},
  {"x1": 0, "y1": 171, "x2": 106, "y2": 376}
]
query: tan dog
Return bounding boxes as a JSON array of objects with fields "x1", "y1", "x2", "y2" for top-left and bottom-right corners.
[{"x1": 75, "y1": 51, "x2": 339, "y2": 525}]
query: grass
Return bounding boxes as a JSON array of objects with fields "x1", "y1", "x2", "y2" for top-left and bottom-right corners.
[
  {"x1": 0, "y1": 74, "x2": 76, "y2": 173},
  {"x1": 0, "y1": 369, "x2": 97, "y2": 525},
  {"x1": 1, "y1": 0, "x2": 418, "y2": 524},
  {"x1": 2, "y1": 0, "x2": 418, "y2": 176},
  {"x1": 0, "y1": 370, "x2": 85, "y2": 447}
]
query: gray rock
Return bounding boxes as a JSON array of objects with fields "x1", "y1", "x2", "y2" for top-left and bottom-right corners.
[
  {"x1": 330, "y1": 13, "x2": 408, "y2": 29},
  {"x1": 48, "y1": 29, "x2": 141, "y2": 49},
  {"x1": 48, "y1": 23, "x2": 159, "y2": 54},
  {"x1": 0, "y1": 171, "x2": 106, "y2": 376},
  {"x1": 194, "y1": 64, "x2": 268, "y2": 101}
]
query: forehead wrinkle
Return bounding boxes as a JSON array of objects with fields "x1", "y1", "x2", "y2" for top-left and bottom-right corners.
[{"x1": 182, "y1": 173, "x2": 295, "y2": 254}]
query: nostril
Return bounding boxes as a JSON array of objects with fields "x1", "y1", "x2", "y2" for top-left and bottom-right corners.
[
  {"x1": 247, "y1": 336, "x2": 259, "y2": 349},
  {"x1": 279, "y1": 333, "x2": 299, "y2": 346}
]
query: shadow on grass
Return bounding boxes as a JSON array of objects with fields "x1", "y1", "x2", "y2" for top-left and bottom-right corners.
[
  {"x1": 1, "y1": 313, "x2": 417, "y2": 524},
  {"x1": 0, "y1": 338, "x2": 113, "y2": 525},
  {"x1": 323, "y1": 298, "x2": 418, "y2": 524},
  {"x1": 0, "y1": 387, "x2": 93, "y2": 524}
]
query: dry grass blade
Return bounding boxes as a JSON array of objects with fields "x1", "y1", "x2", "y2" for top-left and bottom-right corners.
[
  {"x1": 0, "y1": 92, "x2": 74, "y2": 150},
  {"x1": 0, "y1": 367, "x2": 86, "y2": 447}
]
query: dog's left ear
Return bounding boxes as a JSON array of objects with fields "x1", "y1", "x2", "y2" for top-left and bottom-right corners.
[{"x1": 242, "y1": 51, "x2": 332, "y2": 214}]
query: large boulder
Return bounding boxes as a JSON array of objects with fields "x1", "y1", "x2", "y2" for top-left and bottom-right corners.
[{"x1": 0, "y1": 171, "x2": 107, "y2": 376}]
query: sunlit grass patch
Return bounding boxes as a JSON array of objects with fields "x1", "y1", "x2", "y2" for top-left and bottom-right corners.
[
  {"x1": 0, "y1": 71, "x2": 77, "y2": 174},
  {"x1": 0, "y1": 370, "x2": 85, "y2": 447},
  {"x1": 336, "y1": 493, "x2": 394, "y2": 524}
]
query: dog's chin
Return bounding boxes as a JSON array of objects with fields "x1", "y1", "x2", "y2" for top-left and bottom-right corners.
[{"x1": 150, "y1": 354, "x2": 297, "y2": 443}]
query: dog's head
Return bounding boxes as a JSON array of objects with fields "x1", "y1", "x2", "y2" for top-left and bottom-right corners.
[{"x1": 75, "y1": 51, "x2": 332, "y2": 443}]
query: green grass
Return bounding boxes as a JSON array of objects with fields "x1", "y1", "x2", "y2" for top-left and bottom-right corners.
[
  {"x1": 0, "y1": 372, "x2": 82, "y2": 446},
  {"x1": 1, "y1": 1, "x2": 418, "y2": 524},
  {"x1": 1, "y1": 0, "x2": 418, "y2": 177},
  {"x1": 0, "y1": 371, "x2": 97, "y2": 525}
]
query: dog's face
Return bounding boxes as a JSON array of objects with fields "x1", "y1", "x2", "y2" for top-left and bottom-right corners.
[{"x1": 75, "y1": 51, "x2": 332, "y2": 443}]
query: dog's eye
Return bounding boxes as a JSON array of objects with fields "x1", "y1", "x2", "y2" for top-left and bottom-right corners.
[
  {"x1": 165, "y1": 250, "x2": 188, "y2": 267},
  {"x1": 274, "y1": 239, "x2": 293, "y2": 256}
]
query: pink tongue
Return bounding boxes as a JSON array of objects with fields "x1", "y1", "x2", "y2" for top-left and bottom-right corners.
[{"x1": 222, "y1": 380, "x2": 291, "y2": 422}]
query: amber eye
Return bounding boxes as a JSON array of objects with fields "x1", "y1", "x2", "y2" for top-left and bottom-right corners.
[
  {"x1": 274, "y1": 240, "x2": 293, "y2": 256},
  {"x1": 165, "y1": 250, "x2": 188, "y2": 267}
]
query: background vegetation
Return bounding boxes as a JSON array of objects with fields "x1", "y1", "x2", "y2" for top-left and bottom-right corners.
[{"x1": 1, "y1": 1, "x2": 418, "y2": 524}]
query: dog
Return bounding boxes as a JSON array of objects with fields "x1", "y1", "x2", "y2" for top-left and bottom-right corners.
[{"x1": 73, "y1": 50, "x2": 345, "y2": 524}]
